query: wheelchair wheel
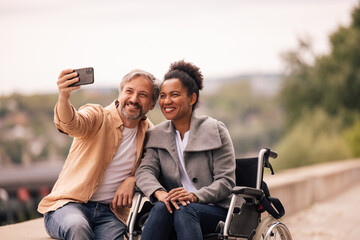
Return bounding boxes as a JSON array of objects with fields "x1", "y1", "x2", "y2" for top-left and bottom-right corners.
[{"x1": 253, "y1": 216, "x2": 292, "y2": 240}]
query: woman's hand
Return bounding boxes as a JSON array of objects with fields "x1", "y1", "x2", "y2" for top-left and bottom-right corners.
[
  {"x1": 155, "y1": 188, "x2": 199, "y2": 213},
  {"x1": 167, "y1": 187, "x2": 198, "y2": 206},
  {"x1": 154, "y1": 190, "x2": 174, "y2": 213}
]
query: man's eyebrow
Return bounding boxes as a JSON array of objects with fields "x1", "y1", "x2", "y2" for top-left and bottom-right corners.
[{"x1": 140, "y1": 90, "x2": 150, "y2": 94}]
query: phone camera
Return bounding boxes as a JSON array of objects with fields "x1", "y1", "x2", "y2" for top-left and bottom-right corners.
[{"x1": 86, "y1": 68, "x2": 93, "y2": 74}]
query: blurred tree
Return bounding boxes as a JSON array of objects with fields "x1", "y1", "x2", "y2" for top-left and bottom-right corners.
[
  {"x1": 280, "y1": 2, "x2": 360, "y2": 123},
  {"x1": 274, "y1": 109, "x2": 352, "y2": 170},
  {"x1": 202, "y1": 81, "x2": 284, "y2": 157},
  {"x1": 344, "y1": 119, "x2": 360, "y2": 156},
  {"x1": 1, "y1": 140, "x2": 25, "y2": 164},
  {"x1": 277, "y1": 2, "x2": 360, "y2": 167},
  {"x1": 279, "y1": 36, "x2": 317, "y2": 127}
]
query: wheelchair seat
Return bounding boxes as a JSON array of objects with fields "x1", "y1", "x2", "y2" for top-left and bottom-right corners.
[{"x1": 127, "y1": 148, "x2": 292, "y2": 240}]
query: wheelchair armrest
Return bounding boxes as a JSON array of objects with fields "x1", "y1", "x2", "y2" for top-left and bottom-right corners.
[
  {"x1": 134, "y1": 186, "x2": 142, "y2": 193},
  {"x1": 232, "y1": 186, "x2": 263, "y2": 199}
]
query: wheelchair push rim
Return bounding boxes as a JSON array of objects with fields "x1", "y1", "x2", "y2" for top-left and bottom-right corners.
[{"x1": 253, "y1": 216, "x2": 292, "y2": 240}]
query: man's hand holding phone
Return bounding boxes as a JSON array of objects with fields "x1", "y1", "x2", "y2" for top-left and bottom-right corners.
[
  {"x1": 56, "y1": 68, "x2": 94, "y2": 123},
  {"x1": 57, "y1": 67, "x2": 95, "y2": 99},
  {"x1": 68, "y1": 67, "x2": 94, "y2": 87},
  {"x1": 57, "y1": 69, "x2": 81, "y2": 99}
]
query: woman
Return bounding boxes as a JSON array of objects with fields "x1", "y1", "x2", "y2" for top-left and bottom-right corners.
[{"x1": 135, "y1": 60, "x2": 236, "y2": 240}]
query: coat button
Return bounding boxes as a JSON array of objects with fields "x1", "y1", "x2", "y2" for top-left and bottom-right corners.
[{"x1": 192, "y1": 178, "x2": 198, "y2": 183}]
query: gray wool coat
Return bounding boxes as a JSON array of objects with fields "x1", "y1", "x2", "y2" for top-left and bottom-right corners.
[{"x1": 135, "y1": 113, "x2": 236, "y2": 209}]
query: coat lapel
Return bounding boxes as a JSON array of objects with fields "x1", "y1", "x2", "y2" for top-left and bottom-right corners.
[
  {"x1": 185, "y1": 113, "x2": 222, "y2": 152},
  {"x1": 146, "y1": 120, "x2": 179, "y2": 165}
]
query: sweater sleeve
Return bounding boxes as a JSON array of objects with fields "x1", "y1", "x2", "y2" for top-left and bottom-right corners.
[{"x1": 54, "y1": 102, "x2": 103, "y2": 138}]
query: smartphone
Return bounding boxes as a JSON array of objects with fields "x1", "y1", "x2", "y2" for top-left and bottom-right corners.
[{"x1": 68, "y1": 67, "x2": 94, "y2": 87}]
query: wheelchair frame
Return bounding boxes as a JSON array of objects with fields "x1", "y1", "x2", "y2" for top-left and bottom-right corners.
[{"x1": 127, "y1": 148, "x2": 292, "y2": 240}]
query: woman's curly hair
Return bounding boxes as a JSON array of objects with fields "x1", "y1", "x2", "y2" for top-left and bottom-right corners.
[{"x1": 163, "y1": 60, "x2": 203, "y2": 109}]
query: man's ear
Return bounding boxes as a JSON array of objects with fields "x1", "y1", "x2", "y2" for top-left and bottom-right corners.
[{"x1": 149, "y1": 102, "x2": 156, "y2": 110}]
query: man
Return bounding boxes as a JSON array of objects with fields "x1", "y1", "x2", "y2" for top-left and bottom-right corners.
[{"x1": 38, "y1": 68, "x2": 161, "y2": 240}]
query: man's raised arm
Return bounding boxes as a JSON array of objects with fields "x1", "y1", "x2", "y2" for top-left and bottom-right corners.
[{"x1": 56, "y1": 69, "x2": 80, "y2": 123}]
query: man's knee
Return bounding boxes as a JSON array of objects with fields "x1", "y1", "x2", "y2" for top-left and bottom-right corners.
[
  {"x1": 45, "y1": 211, "x2": 93, "y2": 240},
  {"x1": 63, "y1": 214, "x2": 93, "y2": 238},
  {"x1": 66, "y1": 214, "x2": 91, "y2": 228}
]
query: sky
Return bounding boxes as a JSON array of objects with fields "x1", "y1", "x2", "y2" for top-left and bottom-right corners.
[{"x1": 0, "y1": 0, "x2": 358, "y2": 95}]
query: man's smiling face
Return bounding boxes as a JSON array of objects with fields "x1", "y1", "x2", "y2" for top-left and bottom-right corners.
[{"x1": 118, "y1": 76, "x2": 155, "y2": 121}]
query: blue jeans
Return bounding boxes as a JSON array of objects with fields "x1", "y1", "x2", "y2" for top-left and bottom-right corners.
[
  {"x1": 44, "y1": 202, "x2": 126, "y2": 240},
  {"x1": 141, "y1": 202, "x2": 227, "y2": 240}
]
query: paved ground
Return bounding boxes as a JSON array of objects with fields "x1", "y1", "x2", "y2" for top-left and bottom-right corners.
[{"x1": 283, "y1": 183, "x2": 360, "y2": 240}]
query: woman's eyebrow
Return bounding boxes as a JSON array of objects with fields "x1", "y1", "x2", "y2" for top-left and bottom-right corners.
[{"x1": 160, "y1": 90, "x2": 181, "y2": 94}]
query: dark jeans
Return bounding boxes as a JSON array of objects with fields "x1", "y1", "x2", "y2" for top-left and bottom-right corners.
[
  {"x1": 44, "y1": 202, "x2": 126, "y2": 240},
  {"x1": 141, "y1": 202, "x2": 227, "y2": 240}
]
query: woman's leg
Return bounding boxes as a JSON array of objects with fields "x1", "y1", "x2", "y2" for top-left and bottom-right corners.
[
  {"x1": 173, "y1": 203, "x2": 227, "y2": 240},
  {"x1": 141, "y1": 202, "x2": 174, "y2": 240}
]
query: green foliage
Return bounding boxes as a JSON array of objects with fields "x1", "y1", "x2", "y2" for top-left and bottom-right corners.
[
  {"x1": 274, "y1": 109, "x2": 352, "y2": 170},
  {"x1": 343, "y1": 117, "x2": 360, "y2": 157},
  {"x1": 202, "y1": 81, "x2": 284, "y2": 157},
  {"x1": 0, "y1": 139, "x2": 25, "y2": 164},
  {"x1": 70, "y1": 88, "x2": 119, "y2": 108},
  {"x1": 352, "y1": 1, "x2": 360, "y2": 28}
]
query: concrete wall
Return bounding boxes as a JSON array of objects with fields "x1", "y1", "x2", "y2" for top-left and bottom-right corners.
[{"x1": 266, "y1": 159, "x2": 360, "y2": 216}]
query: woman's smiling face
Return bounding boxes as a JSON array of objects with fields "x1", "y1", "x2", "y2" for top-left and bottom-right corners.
[{"x1": 159, "y1": 78, "x2": 196, "y2": 122}]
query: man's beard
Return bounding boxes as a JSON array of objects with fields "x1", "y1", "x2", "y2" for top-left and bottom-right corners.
[{"x1": 121, "y1": 101, "x2": 144, "y2": 120}]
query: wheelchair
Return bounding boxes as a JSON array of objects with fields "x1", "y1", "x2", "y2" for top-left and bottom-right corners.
[{"x1": 127, "y1": 148, "x2": 292, "y2": 240}]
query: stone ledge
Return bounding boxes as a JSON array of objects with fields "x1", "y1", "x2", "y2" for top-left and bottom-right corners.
[
  {"x1": 266, "y1": 158, "x2": 360, "y2": 216},
  {"x1": 0, "y1": 218, "x2": 49, "y2": 240}
]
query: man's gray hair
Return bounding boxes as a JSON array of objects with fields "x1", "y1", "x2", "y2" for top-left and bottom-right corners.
[{"x1": 120, "y1": 69, "x2": 161, "y2": 104}]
